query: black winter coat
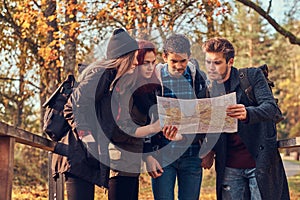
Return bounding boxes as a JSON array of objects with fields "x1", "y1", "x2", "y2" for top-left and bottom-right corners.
[
  {"x1": 52, "y1": 68, "x2": 124, "y2": 188},
  {"x1": 211, "y1": 67, "x2": 290, "y2": 200}
]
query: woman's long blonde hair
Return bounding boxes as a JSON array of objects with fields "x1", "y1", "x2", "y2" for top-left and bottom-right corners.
[{"x1": 78, "y1": 51, "x2": 138, "y2": 93}]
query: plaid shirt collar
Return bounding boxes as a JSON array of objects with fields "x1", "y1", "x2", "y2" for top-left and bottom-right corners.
[
  {"x1": 161, "y1": 64, "x2": 191, "y2": 78},
  {"x1": 160, "y1": 64, "x2": 194, "y2": 99}
]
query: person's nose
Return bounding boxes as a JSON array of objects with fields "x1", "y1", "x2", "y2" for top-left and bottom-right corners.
[
  {"x1": 174, "y1": 62, "x2": 184, "y2": 70},
  {"x1": 131, "y1": 59, "x2": 138, "y2": 69},
  {"x1": 206, "y1": 62, "x2": 216, "y2": 71},
  {"x1": 148, "y1": 63, "x2": 155, "y2": 70},
  {"x1": 133, "y1": 58, "x2": 138, "y2": 66}
]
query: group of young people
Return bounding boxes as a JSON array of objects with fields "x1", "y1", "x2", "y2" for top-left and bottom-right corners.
[{"x1": 51, "y1": 28, "x2": 290, "y2": 200}]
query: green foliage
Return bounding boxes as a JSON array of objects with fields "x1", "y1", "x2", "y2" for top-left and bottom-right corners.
[
  {"x1": 215, "y1": 1, "x2": 300, "y2": 139},
  {"x1": 268, "y1": 20, "x2": 300, "y2": 139}
]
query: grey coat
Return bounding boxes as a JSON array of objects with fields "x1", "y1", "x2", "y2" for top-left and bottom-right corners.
[
  {"x1": 211, "y1": 67, "x2": 290, "y2": 200},
  {"x1": 52, "y1": 68, "x2": 119, "y2": 188}
]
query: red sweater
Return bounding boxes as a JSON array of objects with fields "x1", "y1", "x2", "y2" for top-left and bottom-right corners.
[{"x1": 226, "y1": 133, "x2": 256, "y2": 168}]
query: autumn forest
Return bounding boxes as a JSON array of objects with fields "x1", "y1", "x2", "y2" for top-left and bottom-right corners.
[{"x1": 0, "y1": 0, "x2": 299, "y2": 199}]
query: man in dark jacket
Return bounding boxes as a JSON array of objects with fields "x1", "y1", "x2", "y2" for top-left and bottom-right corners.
[{"x1": 202, "y1": 37, "x2": 290, "y2": 200}]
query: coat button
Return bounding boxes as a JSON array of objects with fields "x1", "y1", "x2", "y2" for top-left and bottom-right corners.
[{"x1": 259, "y1": 145, "x2": 264, "y2": 150}]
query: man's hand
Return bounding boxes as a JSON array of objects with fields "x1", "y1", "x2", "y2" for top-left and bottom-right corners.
[
  {"x1": 146, "y1": 155, "x2": 163, "y2": 178},
  {"x1": 226, "y1": 104, "x2": 247, "y2": 121},
  {"x1": 201, "y1": 151, "x2": 215, "y2": 169}
]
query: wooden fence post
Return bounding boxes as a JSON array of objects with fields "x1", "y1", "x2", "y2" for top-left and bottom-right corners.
[
  {"x1": 56, "y1": 173, "x2": 65, "y2": 200},
  {"x1": 0, "y1": 136, "x2": 15, "y2": 200},
  {"x1": 48, "y1": 152, "x2": 54, "y2": 200},
  {"x1": 48, "y1": 151, "x2": 64, "y2": 200}
]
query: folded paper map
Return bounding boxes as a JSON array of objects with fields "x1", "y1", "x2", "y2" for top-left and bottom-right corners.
[{"x1": 157, "y1": 92, "x2": 237, "y2": 134}]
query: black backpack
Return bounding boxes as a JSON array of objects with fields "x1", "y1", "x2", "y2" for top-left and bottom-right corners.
[
  {"x1": 42, "y1": 75, "x2": 76, "y2": 141},
  {"x1": 239, "y1": 64, "x2": 284, "y2": 123}
]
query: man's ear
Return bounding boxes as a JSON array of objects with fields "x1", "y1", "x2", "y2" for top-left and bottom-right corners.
[
  {"x1": 162, "y1": 53, "x2": 168, "y2": 62},
  {"x1": 228, "y1": 58, "x2": 234, "y2": 67}
]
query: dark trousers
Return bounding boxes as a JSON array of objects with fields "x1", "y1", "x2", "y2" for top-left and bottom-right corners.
[
  {"x1": 108, "y1": 176, "x2": 139, "y2": 200},
  {"x1": 65, "y1": 173, "x2": 95, "y2": 200}
]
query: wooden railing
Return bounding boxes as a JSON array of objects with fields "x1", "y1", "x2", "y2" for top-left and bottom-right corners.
[
  {"x1": 0, "y1": 121, "x2": 58, "y2": 200},
  {"x1": 0, "y1": 121, "x2": 299, "y2": 200}
]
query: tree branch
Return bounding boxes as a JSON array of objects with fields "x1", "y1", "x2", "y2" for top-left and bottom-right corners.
[
  {"x1": 1, "y1": 0, "x2": 40, "y2": 54},
  {"x1": 0, "y1": 77, "x2": 41, "y2": 90},
  {"x1": 236, "y1": 0, "x2": 300, "y2": 45},
  {"x1": 267, "y1": 0, "x2": 272, "y2": 14}
]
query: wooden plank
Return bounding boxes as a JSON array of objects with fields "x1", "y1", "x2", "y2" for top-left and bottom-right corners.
[
  {"x1": 56, "y1": 174, "x2": 65, "y2": 200},
  {"x1": 278, "y1": 137, "x2": 300, "y2": 148},
  {"x1": 0, "y1": 122, "x2": 61, "y2": 200},
  {"x1": 48, "y1": 152, "x2": 54, "y2": 200},
  {"x1": 0, "y1": 136, "x2": 15, "y2": 200},
  {"x1": 0, "y1": 121, "x2": 56, "y2": 151}
]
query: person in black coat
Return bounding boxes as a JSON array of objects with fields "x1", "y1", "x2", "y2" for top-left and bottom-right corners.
[
  {"x1": 52, "y1": 28, "x2": 162, "y2": 200},
  {"x1": 53, "y1": 29, "x2": 172, "y2": 200},
  {"x1": 201, "y1": 37, "x2": 290, "y2": 200},
  {"x1": 108, "y1": 40, "x2": 161, "y2": 200}
]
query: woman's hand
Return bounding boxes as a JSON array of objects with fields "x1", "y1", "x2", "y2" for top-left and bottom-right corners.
[
  {"x1": 146, "y1": 156, "x2": 163, "y2": 178},
  {"x1": 150, "y1": 120, "x2": 162, "y2": 133},
  {"x1": 162, "y1": 125, "x2": 183, "y2": 141},
  {"x1": 135, "y1": 120, "x2": 161, "y2": 138}
]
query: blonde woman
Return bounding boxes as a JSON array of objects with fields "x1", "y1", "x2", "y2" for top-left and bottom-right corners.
[{"x1": 52, "y1": 29, "x2": 162, "y2": 200}]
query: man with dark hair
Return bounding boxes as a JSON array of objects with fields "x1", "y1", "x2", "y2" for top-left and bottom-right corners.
[
  {"x1": 144, "y1": 34, "x2": 208, "y2": 200},
  {"x1": 202, "y1": 37, "x2": 290, "y2": 200}
]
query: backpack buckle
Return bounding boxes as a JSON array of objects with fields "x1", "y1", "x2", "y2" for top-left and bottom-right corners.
[{"x1": 239, "y1": 72, "x2": 245, "y2": 79}]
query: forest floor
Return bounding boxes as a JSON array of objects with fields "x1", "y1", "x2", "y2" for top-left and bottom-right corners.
[{"x1": 12, "y1": 164, "x2": 300, "y2": 200}]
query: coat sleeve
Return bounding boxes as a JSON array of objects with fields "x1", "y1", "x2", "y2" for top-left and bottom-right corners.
[
  {"x1": 69, "y1": 68, "x2": 108, "y2": 132},
  {"x1": 244, "y1": 68, "x2": 279, "y2": 124}
]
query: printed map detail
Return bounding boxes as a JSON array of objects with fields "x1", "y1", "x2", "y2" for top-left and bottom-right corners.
[{"x1": 157, "y1": 92, "x2": 237, "y2": 134}]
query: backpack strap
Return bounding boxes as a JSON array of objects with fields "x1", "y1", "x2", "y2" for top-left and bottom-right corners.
[
  {"x1": 238, "y1": 68, "x2": 256, "y2": 105},
  {"x1": 60, "y1": 74, "x2": 76, "y2": 95},
  {"x1": 42, "y1": 74, "x2": 76, "y2": 108},
  {"x1": 239, "y1": 66, "x2": 284, "y2": 123}
]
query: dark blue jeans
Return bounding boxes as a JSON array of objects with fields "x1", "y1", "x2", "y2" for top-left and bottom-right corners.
[
  {"x1": 151, "y1": 145, "x2": 202, "y2": 200},
  {"x1": 222, "y1": 167, "x2": 262, "y2": 200}
]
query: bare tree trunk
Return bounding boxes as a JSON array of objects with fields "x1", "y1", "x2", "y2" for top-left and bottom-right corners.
[
  {"x1": 203, "y1": 0, "x2": 216, "y2": 38},
  {"x1": 16, "y1": 63, "x2": 25, "y2": 128},
  {"x1": 248, "y1": 23, "x2": 253, "y2": 67},
  {"x1": 137, "y1": 0, "x2": 149, "y2": 39},
  {"x1": 40, "y1": 0, "x2": 60, "y2": 133},
  {"x1": 63, "y1": 0, "x2": 77, "y2": 76}
]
